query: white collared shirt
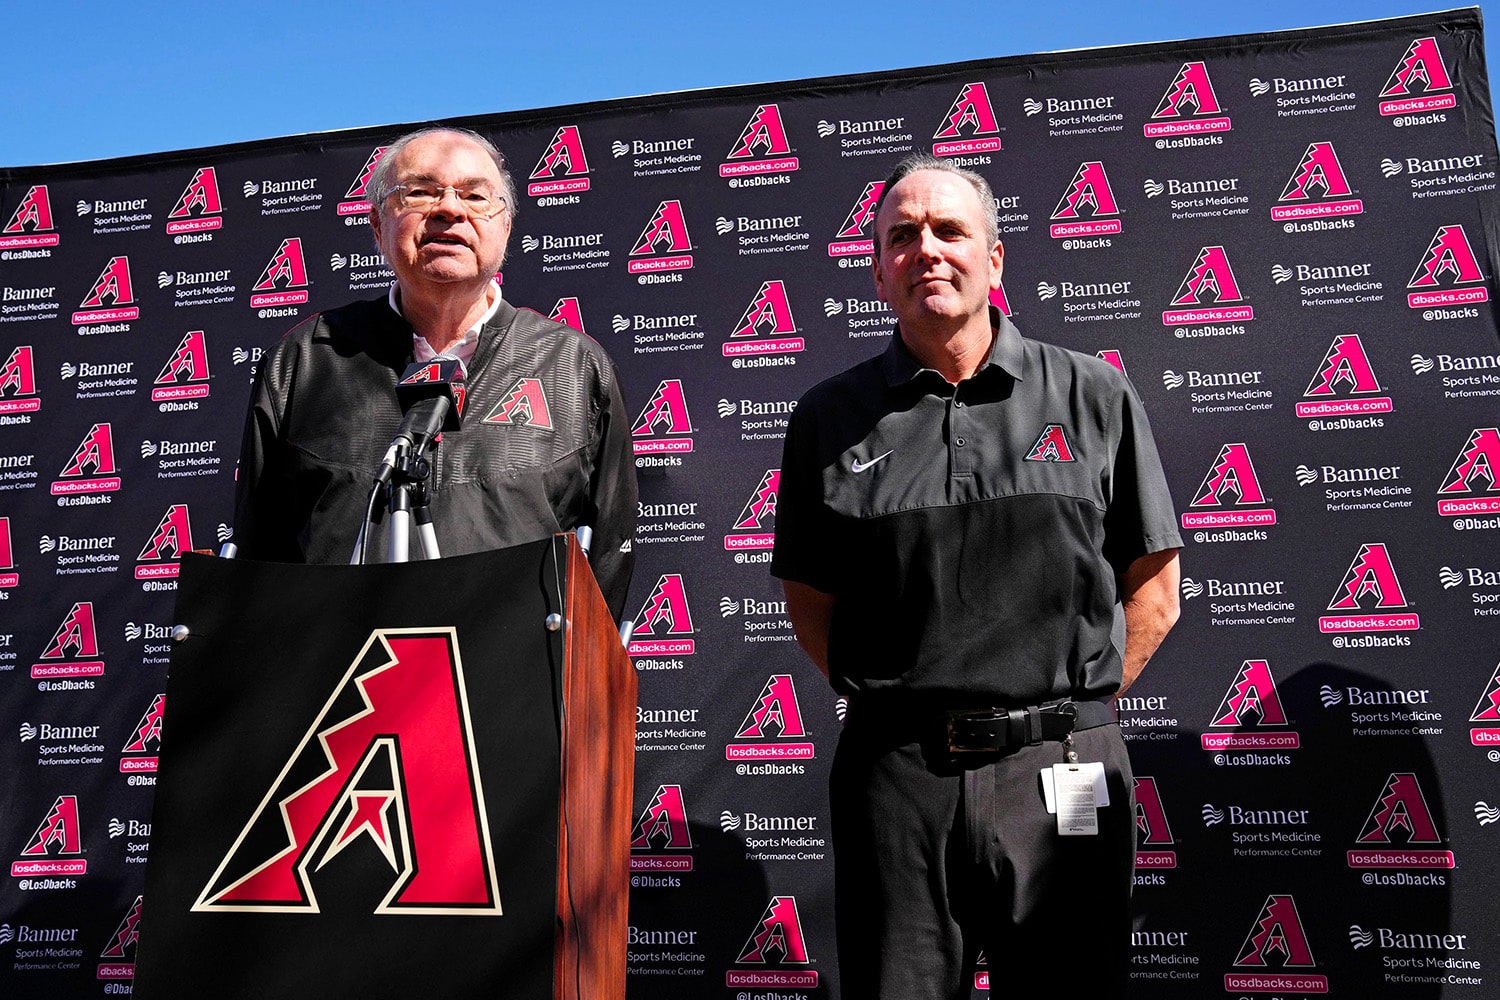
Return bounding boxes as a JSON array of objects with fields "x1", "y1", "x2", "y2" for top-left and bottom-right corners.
[{"x1": 388, "y1": 282, "x2": 503, "y2": 368}]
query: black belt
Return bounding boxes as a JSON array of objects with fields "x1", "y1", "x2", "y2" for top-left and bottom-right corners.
[{"x1": 846, "y1": 696, "x2": 1116, "y2": 752}]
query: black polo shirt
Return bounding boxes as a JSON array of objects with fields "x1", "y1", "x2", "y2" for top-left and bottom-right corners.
[{"x1": 772, "y1": 312, "x2": 1181, "y2": 705}]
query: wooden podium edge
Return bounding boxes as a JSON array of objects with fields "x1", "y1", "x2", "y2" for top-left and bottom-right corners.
[{"x1": 555, "y1": 535, "x2": 637, "y2": 1000}]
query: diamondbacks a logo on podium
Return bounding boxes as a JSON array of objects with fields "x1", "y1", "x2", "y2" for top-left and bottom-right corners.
[
  {"x1": 1203, "y1": 659, "x2": 1300, "y2": 752},
  {"x1": 629, "y1": 200, "x2": 694, "y2": 274},
  {"x1": 1379, "y1": 36, "x2": 1457, "y2": 115},
  {"x1": 632, "y1": 379, "x2": 694, "y2": 455},
  {"x1": 629, "y1": 574, "x2": 697, "y2": 656},
  {"x1": 1183, "y1": 443, "x2": 1275, "y2": 529},
  {"x1": 1145, "y1": 62, "x2": 1231, "y2": 137},
  {"x1": 725, "y1": 469, "x2": 778, "y2": 550},
  {"x1": 120, "y1": 693, "x2": 165, "y2": 773},
  {"x1": 52, "y1": 422, "x2": 121, "y2": 497},
  {"x1": 728, "y1": 675, "x2": 814, "y2": 764},
  {"x1": 1272, "y1": 141, "x2": 1362, "y2": 221},
  {"x1": 1133, "y1": 776, "x2": 1177, "y2": 870},
  {"x1": 1469, "y1": 662, "x2": 1500, "y2": 747},
  {"x1": 151, "y1": 330, "x2": 211, "y2": 402},
  {"x1": 932, "y1": 82, "x2": 1001, "y2": 157},
  {"x1": 97, "y1": 895, "x2": 142, "y2": 979},
  {"x1": 195, "y1": 629, "x2": 501, "y2": 914},
  {"x1": 337, "y1": 146, "x2": 387, "y2": 215},
  {"x1": 1437, "y1": 427, "x2": 1500, "y2": 517},
  {"x1": 12, "y1": 794, "x2": 87, "y2": 877},
  {"x1": 1348, "y1": 772, "x2": 1454, "y2": 870},
  {"x1": 1295, "y1": 334, "x2": 1393, "y2": 419},
  {"x1": 166, "y1": 166, "x2": 223, "y2": 235},
  {"x1": 1, "y1": 185, "x2": 60, "y2": 249},
  {"x1": 630, "y1": 784, "x2": 694, "y2": 872},
  {"x1": 73, "y1": 256, "x2": 139, "y2": 326},
  {"x1": 1319, "y1": 543, "x2": 1419, "y2": 633},
  {"x1": 1225, "y1": 895, "x2": 1327, "y2": 993},
  {"x1": 0, "y1": 345, "x2": 40, "y2": 415},
  {"x1": 727, "y1": 895, "x2": 818, "y2": 988},
  {"x1": 724, "y1": 280, "x2": 803, "y2": 357},
  {"x1": 529, "y1": 125, "x2": 591, "y2": 196},
  {"x1": 249, "y1": 237, "x2": 310, "y2": 308},
  {"x1": 721, "y1": 105, "x2": 798, "y2": 177},
  {"x1": 1407, "y1": 224, "x2": 1488, "y2": 308},
  {"x1": 136, "y1": 504, "x2": 193, "y2": 580},
  {"x1": 1049, "y1": 161, "x2": 1123, "y2": 238},
  {"x1": 829, "y1": 180, "x2": 883, "y2": 256},
  {"x1": 1163, "y1": 246, "x2": 1253, "y2": 325},
  {"x1": 35, "y1": 601, "x2": 104, "y2": 681},
  {"x1": 483, "y1": 377, "x2": 553, "y2": 430},
  {"x1": 1025, "y1": 424, "x2": 1075, "y2": 463}
]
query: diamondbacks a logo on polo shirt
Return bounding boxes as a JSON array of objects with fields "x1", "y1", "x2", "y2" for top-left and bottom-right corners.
[
  {"x1": 195, "y1": 628, "x2": 501, "y2": 915},
  {"x1": 0, "y1": 344, "x2": 40, "y2": 415},
  {"x1": 1272, "y1": 142, "x2": 1362, "y2": 221},
  {"x1": 630, "y1": 784, "x2": 694, "y2": 873},
  {"x1": 166, "y1": 166, "x2": 224, "y2": 235},
  {"x1": 1049, "y1": 161, "x2": 1122, "y2": 239},
  {"x1": 13, "y1": 794, "x2": 87, "y2": 877},
  {"x1": 151, "y1": 330, "x2": 211, "y2": 402},
  {"x1": 97, "y1": 895, "x2": 142, "y2": 979},
  {"x1": 483, "y1": 377, "x2": 553, "y2": 430},
  {"x1": 1437, "y1": 427, "x2": 1500, "y2": 516},
  {"x1": 1407, "y1": 224, "x2": 1488, "y2": 308},
  {"x1": 1, "y1": 185, "x2": 60, "y2": 249},
  {"x1": 529, "y1": 125, "x2": 591, "y2": 196},
  {"x1": 1025, "y1": 424, "x2": 1075, "y2": 462},
  {"x1": 632, "y1": 379, "x2": 694, "y2": 455},
  {"x1": 727, "y1": 895, "x2": 818, "y2": 988},
  {"x1": 932, "y1": 82, "x2": 1001, "y2": 157},
  {"x1": 1379, "y1": 36, "x2": 1457, "y2": 115}
]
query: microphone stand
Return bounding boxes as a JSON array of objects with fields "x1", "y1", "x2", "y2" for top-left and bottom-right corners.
[{"x1": 351, "y1": 436, "x2": 442, "y2": 564}]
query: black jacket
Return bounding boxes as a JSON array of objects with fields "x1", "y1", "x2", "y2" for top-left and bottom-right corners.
[{"x1": 233, "y1": 296, "x2": 636, "y2": 620}]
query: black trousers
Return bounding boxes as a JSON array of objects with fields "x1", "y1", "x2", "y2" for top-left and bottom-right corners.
[{"x1": 829, "y1": 719, "x2": 1135, "y2": 999}]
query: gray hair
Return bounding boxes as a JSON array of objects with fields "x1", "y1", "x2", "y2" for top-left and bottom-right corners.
[
  {"x1": 871, "y1": 153, "x2": 998, "y2": 257},
  {"x1": 366, "y1": 126, "x2": 517, "y2": 223}
]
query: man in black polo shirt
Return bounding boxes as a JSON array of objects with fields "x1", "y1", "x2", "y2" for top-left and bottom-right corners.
[{"x1": 772, "y1": 153, "x2": 1182, "y2": 998}]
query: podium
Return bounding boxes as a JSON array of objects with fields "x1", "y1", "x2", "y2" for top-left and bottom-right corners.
[{"x1": 132, "y1": 536, "x2": 636, "y2": 1000}]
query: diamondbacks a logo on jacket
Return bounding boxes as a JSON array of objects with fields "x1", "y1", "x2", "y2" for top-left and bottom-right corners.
[
  {"x1": 1025, "y1": 424, "x2": 1075, "y2": 462},
  {"x1": 483, "y1": 377, "x2": 553, "y2": 430},
  {"x1": 194, "y1": 629, "x2": 501, "y2": 914}
]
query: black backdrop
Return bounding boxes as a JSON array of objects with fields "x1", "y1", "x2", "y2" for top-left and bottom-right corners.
[{"x1": 3, "y1": 9, "x2": 1499, "y2": 997}]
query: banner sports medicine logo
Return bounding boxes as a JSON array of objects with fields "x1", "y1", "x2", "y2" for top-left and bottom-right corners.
[
  {"x1": 630, "y1": 784, "x2": 693, "y2": 872},
  {"x1": 727, "y1": 895, "x2": 817, "y2": 988},
  {"x1": 529, "y1": 125, "x2": 591, "y2": 196},
  {"x1": 1203, "y1": 659, "x2": 1301, "y2": 751},
  {"x1": 1319, "y1": 543, "x2": 1420, "y2": 633},
  {"x1": 12, "y1": 795, "x2": 87, "y2": 878},
  {"x1": 725, "y1": 469, "x2": 778, "y2": 550},
  {"x1": 1348, "y1": 772, "x2": 1454, "y2": 869},
  {"x1": 1407, "y1": 224, "x2": 1488, "y2": 308},
  {"x1": 630, "y1": 574, "x2": 697, "y2": 656},
  {"x1": 194, "y1": 628, "x2": 502, "y2": 915},
  {"x1": 1436, "y1": 427, "x2": 1500, "y2": 515},
  {"x1": 722, "y1": 104, "x2": 799, "y2": 178},
  {"x1": 931, "y1": 82, "x2": 1002, "y2": 158},
  {"x1": 1, "y1": 185, "x2": 60, "y2": 249},
  {"x1": 1049, "y1": 161, "x2": 1123, "y2": 238},
  {"x1": 631, "y1": 379, "x2": 694, "y2": 455},
  {"x1": 724, "y1": 280, "x2": 803, "y2": 357},
  {"x1": 1226, "y1": 894, "x2": 1327, "y2": 994},
  {"x1": 1182, "y1": 443, "x2": 1276, "y2": 529},
  {"x1": 728, "y1": 675, "x2": 814, "y2": 762},
  {"x1": 1145, "y1": 62, "x2": 1232, "y2": 137},
  {"x1": 1379, "y1": 36, "x2": 1457, "y2": 116},
  {"x1": 165, "y1": 167, "x2": 224, "y2": 235}
]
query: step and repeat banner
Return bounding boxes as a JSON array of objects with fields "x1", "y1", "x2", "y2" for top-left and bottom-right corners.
[{"x1": 3, "y1": 8, "x2": 1499, "y2": 997}]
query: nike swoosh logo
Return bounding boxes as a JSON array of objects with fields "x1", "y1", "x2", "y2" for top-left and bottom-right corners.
[{"x1": 850, "y1": 450, "x2": 893, "y2": 473}]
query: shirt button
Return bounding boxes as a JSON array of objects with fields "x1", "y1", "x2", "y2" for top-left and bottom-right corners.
[{"x1": 955, "y1": 436, "x2": 966, "y2": 447}]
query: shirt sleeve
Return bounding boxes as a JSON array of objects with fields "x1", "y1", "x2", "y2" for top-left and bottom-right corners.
[
  {"x1": 581, "y1": 357, "x2": 638, "y2": 623},
  {"x1": 770, "y1": 400, "x2": 837, "y2": 594},
  {"x1": 1101, "y1": 379, "x2": 1183, "y2": 578}
]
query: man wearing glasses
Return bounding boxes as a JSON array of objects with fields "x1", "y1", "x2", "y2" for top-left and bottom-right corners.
[{"x1": 233, "y1": 127, "x2": 636, "y2": 619}]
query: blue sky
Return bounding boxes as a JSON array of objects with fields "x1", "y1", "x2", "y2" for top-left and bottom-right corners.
[{"x1": 1, "y1": 1, "x2": 1485, "y2": 167}]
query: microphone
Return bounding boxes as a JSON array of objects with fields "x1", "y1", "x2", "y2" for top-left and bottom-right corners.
[{"x1": 375, "y1": 356, "x2": 467, "y2": 483}]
